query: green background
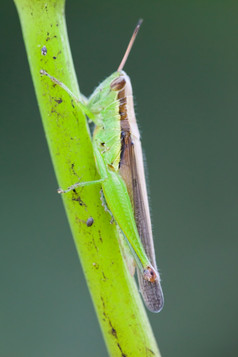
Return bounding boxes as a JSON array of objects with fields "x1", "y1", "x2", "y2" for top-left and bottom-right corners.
[{"x1": 1, "y1": 0, "x2": 237, "y2": 356}]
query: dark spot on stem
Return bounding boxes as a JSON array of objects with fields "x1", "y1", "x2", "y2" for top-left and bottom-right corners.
[
  {"x1": 146, "y1": 347, "x2": 156, "y2": 355},
  {"x1": 54, "y1": 98, "x2": 62, "y2": 104},
  {"x1": 86, "y1": 217, "x2": 94, "y2": 227},
  {"x1": 41, "y1": 46, "x2": 47, "y2": 56},
  {"x1": 117, "y1": 343, "x2": 127, "y2": 357},
  {"x1": 72, "y1": 190, "x2": 86, "y2": 207}
]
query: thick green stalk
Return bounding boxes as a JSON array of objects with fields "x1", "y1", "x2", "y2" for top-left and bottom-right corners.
[{"x1": 14, "y1": 0, "x2": 161, "y2": 355}]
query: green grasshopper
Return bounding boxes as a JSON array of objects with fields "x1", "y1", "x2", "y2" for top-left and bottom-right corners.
[{"x1": 40, "y1": 20, "x2": 164, "y2": 313}]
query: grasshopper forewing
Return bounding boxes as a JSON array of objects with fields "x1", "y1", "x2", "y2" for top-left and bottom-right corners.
[{"x1": 111, "y1": 72, "x2": 164, "y2": 312}]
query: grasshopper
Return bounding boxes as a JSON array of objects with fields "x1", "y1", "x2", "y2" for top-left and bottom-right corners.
[{"x1": 41, "y1": 20, "x2": 164, "y2": 313}]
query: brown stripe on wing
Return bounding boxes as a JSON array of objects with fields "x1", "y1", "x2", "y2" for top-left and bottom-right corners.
[
  {"x1": 120, "y1": 127, "x2": 164, "y2": 312},
  {"x1": 118, "y1": 85, "x2": 155, "y2": 263},
  {"x1": 119, "y1": 131, "x2": 154, "y2": 260},
  {"x1": 117, "y1": 84, "x2": 134, "y2": 199}
]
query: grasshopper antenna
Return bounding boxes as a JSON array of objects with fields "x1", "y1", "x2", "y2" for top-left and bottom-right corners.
[{"x1": 117, "y1": 19, "x2": 143, "y2": 72}]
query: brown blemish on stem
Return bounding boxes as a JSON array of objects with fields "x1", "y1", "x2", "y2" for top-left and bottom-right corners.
[
  {"x1": 54, "y1": 98, "x2": 62, "y2": 104},
  {"x1": 100, "y1": 297, "x2": 127, "y2": 357}
]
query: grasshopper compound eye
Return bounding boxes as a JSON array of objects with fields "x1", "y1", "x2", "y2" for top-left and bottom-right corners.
[{"x1": 110, "y1": 76, "x2": 126, "y2": 91}]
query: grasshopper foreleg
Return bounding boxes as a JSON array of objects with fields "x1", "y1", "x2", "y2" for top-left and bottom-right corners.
[{"x1": 40, "y1": 70, "x2": 94, "y2": 119}]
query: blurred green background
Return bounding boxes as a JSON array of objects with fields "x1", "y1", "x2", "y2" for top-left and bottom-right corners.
[{"x1": 1, "y1": 0, "x2": 238, "y2": 356}]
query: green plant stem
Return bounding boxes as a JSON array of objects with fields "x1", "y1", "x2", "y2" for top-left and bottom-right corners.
[{"x1": 14, "y1": 0, "x2": 161, "y2": 355}]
